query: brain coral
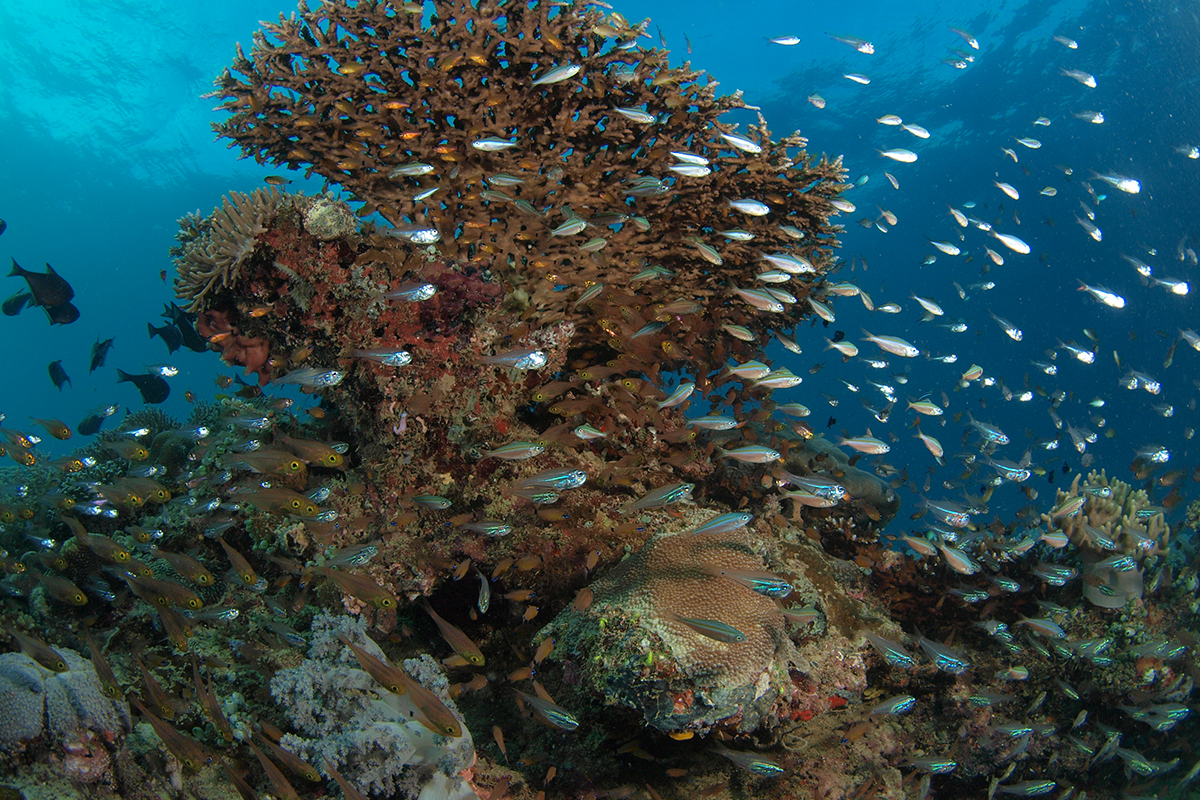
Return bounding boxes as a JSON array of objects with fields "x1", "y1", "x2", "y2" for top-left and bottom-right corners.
[
  {"x1": 542, "y1": 523, "x2": 798, "y2": 734},
  {"x1": 0, "y1": 648, "x2": 131, "y2": 753}
]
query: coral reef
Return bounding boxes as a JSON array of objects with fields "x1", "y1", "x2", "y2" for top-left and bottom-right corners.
[{"x1": 0, "y1": 1, "x2": 1196, "y2": 800}]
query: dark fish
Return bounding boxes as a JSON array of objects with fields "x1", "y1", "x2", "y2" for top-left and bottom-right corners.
[
  {"x1": 117, "y1": 368, "x2": 170, "y2": 404},
  {"x1": 9, "y1": 259, "x2": 74, "y2": 307},
  {"x1": 0, "y1": 218, "x2": 6, "y2": 236},
  {"x1": 175, "y1": 317, "x2": 208, "y2": 353},
  {"x1": 48, "y1": 360, "x2": 71, "y2": 391},
  {"x1": 90, "y1": 337, "x2": 115, "y2": 373},
  {"x1": 2, "y1": 291, "x2": 31, "y2": 316},
  {"x1": 162, "y1": 303, "x2": 207, "y2": 352},
  {"x1": 44, "y1": 302, "x2": 80, "y2": 325},
  {"x1": 78, "y1": 413, "x2": 108, "y2": 436},
  {"x1": 826, "y1": 416, "x2": 837, "y2": 428},
  {"x1": 148, "y1": 321, "x2": 182, "y2": 354},
  {"x1": 832, "y1": 330, "x2": 846, "y2": 343},
  {"x1": 161, "y1": 302, "x2": 193, "y2": 327}
]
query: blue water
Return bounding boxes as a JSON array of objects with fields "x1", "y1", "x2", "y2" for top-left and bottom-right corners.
[{"x1": 1, "y1": 0, "x2": 1195, "y2": 524}]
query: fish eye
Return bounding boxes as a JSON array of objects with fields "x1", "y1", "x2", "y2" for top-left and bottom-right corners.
[
  {"x1": 549, "y1": 406, "x2": 563, "y2": 415},
  {"x1": 381, "y1": 598, "x2": 395, "y2": 608},
  {"x1": 291, "y1": 499, "x2": 302, "y2": 508},
  {"x1": 622, "y1": 379, "x2": 636, "y2": 389},
  {"x1": 187, "y1": 599, "x2": 201, "y2": 609},
  {"x1": 55, "y1": 660, "x2": 66, "y2": 671},
  {"x1": 289, "y1": 461, "x2": 302, "y2": 472},
  {"x1": 73, "y1": 593, "x2": 85, "y2": 603}
]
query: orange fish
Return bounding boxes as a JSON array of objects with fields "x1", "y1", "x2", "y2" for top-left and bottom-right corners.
[
  {"x1": 419, "y1": 598, "x2": 484, "y2": 666},
  {"x1": 130, "y1": 697, "x2": 212, "y2": 770}
]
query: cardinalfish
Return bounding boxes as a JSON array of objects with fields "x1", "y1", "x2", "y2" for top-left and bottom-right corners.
[
  {"x1": 247, "y1": 740, "x2": 302, "y2": 800},
  {"x1": 514, "y1": 686, "x2": 579, "y2": 731},
  {"x1": 246, "y1": 486, "x2": 320, "y2": 517},
  {"x1": 273, "y1": 431, "x2": 345, "y2": 469},
  {"x1": 149, "y1": 548, "x2": 215, "y2": 587},
  {"x1": 64, "y1": 517, "x2": 131, "y2": 564},
  {"x1": 137, "y1": 657, "x2": 177, "y2": 718},
  {"x1": 310, "y1": 566, "x2": 397, "y2": 609},
  {"x1": 420, "y1": 597, "x2": 485, "y2": 665},
  {"x1": 254, "y1": 732, "x2": 320, "y2": 783},
  {"x1": 664, "y1": 612, "x2": 747, "y2": 643},
  {"x1": 190, "y1": 657, "x2": 233, "y2": 741},
  {"x1": 338, "y1": 634, "x2": 464, "y2": 737},
  {"x1": 130, "y1": 697, "x2": 213, "y2": 770},
  {"x1": 31, "y1": 417, "x2": 71, "y2": 439},
  {"x1": 226, "y1": 449, "x2": 306, "y2": 475},
  {"x1": 84, "y1": 633, "x2": 122, "y2": 699},
  {"x1": 7, "y1": 628, "x2": 69, "y2": 672},
  {"x1": 218, "y1": 538, "x2": 261, "y2": 590}
]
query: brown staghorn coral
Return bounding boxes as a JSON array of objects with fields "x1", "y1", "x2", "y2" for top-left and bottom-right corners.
[
  {"x1": 173, "y1": 187, "x2": 287, "y2": 311},
  {"x1": 540, "y1": 520, "x2": 798, "y2": 734}
]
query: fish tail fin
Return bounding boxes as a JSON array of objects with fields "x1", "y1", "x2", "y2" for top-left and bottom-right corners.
[
  {"x1": 860, "y1": 327, "x2": 874, "y2": 340},
  {"x1": 8, "y1": 258, "x2": 22, "y2": 277},
  {"x1": 116, "y1": 368, "x2": 131, "y2": 383}
]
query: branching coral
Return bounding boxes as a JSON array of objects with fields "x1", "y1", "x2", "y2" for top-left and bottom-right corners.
[
  {"x1": 1041, "y1": 471, "x2": 1167, "y2": 608},
  {"x1": 173, "y1": 187, "x2": 287, "y2": 311}
]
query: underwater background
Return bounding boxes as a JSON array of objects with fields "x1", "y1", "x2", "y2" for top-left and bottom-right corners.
[{"x1": 0, "y1": 0, "x2": 1198, "y2": 797}]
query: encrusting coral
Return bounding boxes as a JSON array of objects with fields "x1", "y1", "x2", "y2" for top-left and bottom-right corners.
[{"x1": 0, "y1": 648, "x2": 131, "y2": 779}]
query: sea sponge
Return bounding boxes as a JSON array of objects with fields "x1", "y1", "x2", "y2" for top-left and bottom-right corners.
[{"x1": 541, "y1": 521, "x2": 797, "y2": 734}]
